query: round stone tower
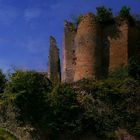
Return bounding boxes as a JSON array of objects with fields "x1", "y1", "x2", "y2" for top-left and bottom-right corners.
[{"x1": 74, "y1": 13, "x2": 102, "y2": 81}]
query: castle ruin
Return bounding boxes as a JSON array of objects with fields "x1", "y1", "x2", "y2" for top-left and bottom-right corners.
[
  {"x1": 48, "y1": 13, "x2": 140, "y2": 83},
  {"x1": 48, "y1": 36, "x2": 61, "y2": 83},
  {"x1": 61, "y1": 21, "x2": 77, "y2": 83}
]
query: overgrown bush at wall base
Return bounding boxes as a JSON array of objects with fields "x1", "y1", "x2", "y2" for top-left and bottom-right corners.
[
  {"x1": 108, "y1": 65, "x2": 129, "y2": 80},
  {"x1": 128, "y1": 55, "x2": 140, "y2": 80}
]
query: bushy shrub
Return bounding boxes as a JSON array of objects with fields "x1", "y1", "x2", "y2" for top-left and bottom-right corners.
[
  {"x1": 5, "y1": 69, "x2": 51, "y2": 94},
  {"x1": 96, "y1": 6, "x2": 114, "y2": 25},
  {"x1": 128, "y1": 55, "x2": 140, "y2": 80},
  {"x1": 1, "y1": 67, "x2": 139, "y2": 139},
  {"x1": 108, "y1": 65, "x2": 129, "y2": 80},
  {"x1": 5, "y1": 70, "x2": 52, "y2": 127},
  {"x1": 74, "y1": 77, "x2": 140, "y2": 139},
  {"x1": 119, "y1": 6, "x2": 131, "y2": 19},
  {"x1": 119, "y1": 6, "x2": 135, "y2": 25},
  {"x1": 46, "y1": 84, "x2": 82, "y2": 138}
]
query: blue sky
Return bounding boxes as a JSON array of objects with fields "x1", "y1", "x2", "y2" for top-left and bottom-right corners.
[{"x1": 0, "y1": 0, "x2": 139, "y2": 72}]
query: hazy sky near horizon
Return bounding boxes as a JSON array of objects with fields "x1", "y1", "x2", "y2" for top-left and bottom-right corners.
[{"x1": 0, "y1": 0, "x2": 140, "y2": 72}]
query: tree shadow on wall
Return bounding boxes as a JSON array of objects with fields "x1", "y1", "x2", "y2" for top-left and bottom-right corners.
[{"x1": 100, "y1": 21, "x2": 121, "y2": 79}]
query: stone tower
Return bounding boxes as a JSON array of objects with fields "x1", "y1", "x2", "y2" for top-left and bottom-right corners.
[
  {"x1": 62, "y1": 21, "x2": 77, "y2": 83},
  {"x1": 74, "y1": 13, "x2": 102, "y2": 81},
  {"x1": 48, "y1": 36, "x2": 61, "y2": 83}
]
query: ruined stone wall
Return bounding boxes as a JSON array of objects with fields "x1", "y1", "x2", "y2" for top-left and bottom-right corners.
[
  {"x1": 74, "y1": 13, "x2": 102, "y2": 81},
  {"x1": 61, "y1": 13, "x2": 140, "y2": 82},
  {"x1": 109, "y1": 22, "x2": 129, "y2": 71},
  {"x1": 48, "y1": 36, "x2": 61, "y2": 83},
  {"x1": 62, "y1": 21, "x2": 76, "y2": 83}
]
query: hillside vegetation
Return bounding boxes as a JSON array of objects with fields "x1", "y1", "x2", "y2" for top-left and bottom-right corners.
[{"x1": 0, "y1": 64, "x2": 139, "y2": 140}]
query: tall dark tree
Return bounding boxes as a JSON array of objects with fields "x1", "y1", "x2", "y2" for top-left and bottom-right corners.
[{"x1": 0, "y1": 69, "x2": 6, "y2": 93}]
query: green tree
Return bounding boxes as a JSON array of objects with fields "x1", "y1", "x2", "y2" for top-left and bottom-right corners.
[
  {"x1": 0, "y1": 69, "x2": 6, "y2": 93},
  {"x1": 5, "y1": 70, "x2": 52, "y2": 127},
  {"x1": 47, "y1": 84, "x2": 82, "y2": 139},
  {"x1": 5, "y1": 70, "x2": 51, "y2": 93},
  {"x1": 96, "y1": 6, "x2": 113, "y2": 25},
  {"x1": 119, "y1": 6, "x2": 135, "y2": 25},
  {"x1": 119, "y1": 6, "x2": 131, "y2": 19}
]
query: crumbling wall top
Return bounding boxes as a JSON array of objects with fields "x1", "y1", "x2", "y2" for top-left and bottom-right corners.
[
  {"x1": 79, "y1": 13, "x2": 96, "y2": 25},
  {"x1": 64, "y1": 20, "x2": 76, "y2": 32},
  {"x1": 50, "y1": 36, "x2": 57, "y2": 47}
]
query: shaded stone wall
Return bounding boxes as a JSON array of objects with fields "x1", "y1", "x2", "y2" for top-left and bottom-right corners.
[
  {"x1": 62, "y1": 21, "x2": 77, "y2": 83},
  {"x1": 48, "y1": 36, "x2": 61, "y2": 83},
  {"x1": 108, "y1": 21, "x2": 140, "y2": 71},
  {"x1": 109, "y1": 22, "x2": 129, "y2": 71},
  {"x1": 74, "y1": 13, "x2": 102, "y2": 81}
]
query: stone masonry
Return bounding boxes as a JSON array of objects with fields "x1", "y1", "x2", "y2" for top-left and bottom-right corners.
[
  {"x1": 74, "y1": 13, "x2": 102, "y2": 81},
  {"x1": 109, "y1": 22, "x2": 129, "y2": 71},
  {"x1": 62, "y1": 21, "x2": 77, "y2": 83},
  {"x1": 48, "y1": 13, "x2": 140, "y2": 83},
  {"x1": 48, "y1": 36, "x2": 61, "y2": 83}
]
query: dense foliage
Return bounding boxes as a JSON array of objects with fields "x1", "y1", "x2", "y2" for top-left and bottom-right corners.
[
  {"x1": 128, "y1": 54, "x2": 140, "y2": 80},
  {"x1": 96, "y1": 6, "x2": 114, "y2": 25},
  {"x1": 0, "y1": 66, "x2": 139, "y2": 140},
  {"x1": 119, "y1": 6, "x2": 135, "y2": 25},
  {"x1": 5, "y1": 70, "x2": 51, "y2": 94},
  {"x1": 5, "y1": 70, "x2": 52, "y2": 127},
  {"x1": 119, "y1": 6, "x2": 131, "y2": 19},
  {"x1": 0, "y1": 69, "x2": 6, "y2": 93}
]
